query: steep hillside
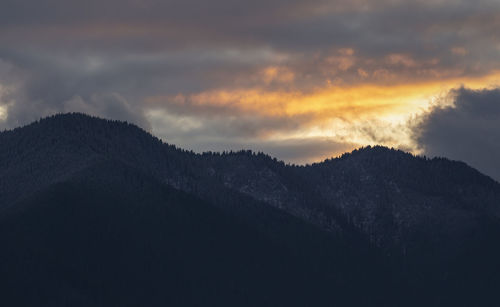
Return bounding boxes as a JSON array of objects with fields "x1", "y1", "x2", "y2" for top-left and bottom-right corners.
[
  {"x1": 0, "y1": 159, "x2": 382, "y2": 307},
  {"x1": 1, "y1": 113, "x2": 500, "y2": 306}
]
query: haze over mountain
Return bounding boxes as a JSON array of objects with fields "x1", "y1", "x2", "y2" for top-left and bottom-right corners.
[{"x1": 1, "y1": 113, "x2": 499, "y2": 306}]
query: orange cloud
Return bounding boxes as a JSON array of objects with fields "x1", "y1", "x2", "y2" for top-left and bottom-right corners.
[
  {"x1": 386, "y1": 54, "x2": 417, "y2": 67},
  {"x1": 261, "y1": 66, "x2": 295, "y2": 84},
  {"x1": 145, "y1": 71, "x2": 500, "y2": 156}
]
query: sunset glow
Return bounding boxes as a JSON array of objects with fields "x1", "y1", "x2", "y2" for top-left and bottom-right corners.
[{"x1": 1, "y1": 0, "x2": 499, "y2": 173}]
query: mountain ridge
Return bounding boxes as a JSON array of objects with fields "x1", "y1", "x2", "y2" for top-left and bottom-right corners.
[
  {"x1": 2, "y1": 113, "x2": 499, "y2": 247},
  {"x1": 1, "y1": 113, "x2": 500, "y2": 306}
]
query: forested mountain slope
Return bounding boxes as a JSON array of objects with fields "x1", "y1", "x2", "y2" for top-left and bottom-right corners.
[{"x1": 1, "y1": 113, "x2": 499, "y2": 306}]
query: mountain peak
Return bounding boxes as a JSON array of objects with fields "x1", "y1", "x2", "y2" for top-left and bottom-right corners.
[
  {"x1": 1, "y1": 113, "x2": 165, "y2": 154},
  {"x1": 31, "y1": 112, "x2": 142, "y2": 133},
  {"x1": 1, "y1": 114, "x2": 500, "y2": 306}
]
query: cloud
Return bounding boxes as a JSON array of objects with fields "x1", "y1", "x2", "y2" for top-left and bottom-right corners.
[
  {"x1": 412, "y1": 87, "x2": 500, "y2": 181},
  {"x1": 243, "y1": 137, "x2": 357, "y2": 163},
  {"x1": 0, "y1": 0, "x2": 499, "y2": 165},
  {"x1": 146, "y1": 108, "x2": 358, "y2": 163},
  {"x1": 0, "y1": 53, "x2": 150, "y2": 130}
]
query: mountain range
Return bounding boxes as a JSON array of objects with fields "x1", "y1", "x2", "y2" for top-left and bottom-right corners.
[{"x1": 1, "y1": 113, "x2": 499, "y2": 306}]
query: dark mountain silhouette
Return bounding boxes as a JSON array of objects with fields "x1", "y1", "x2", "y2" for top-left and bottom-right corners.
[{"x1": 1, "y1": 113, "x2": 499, "y2": 306}]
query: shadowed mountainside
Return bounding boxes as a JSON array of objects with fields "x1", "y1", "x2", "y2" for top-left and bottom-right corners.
[{"x1": 1, "y1": 113, "x2": 499, "y2": 306}]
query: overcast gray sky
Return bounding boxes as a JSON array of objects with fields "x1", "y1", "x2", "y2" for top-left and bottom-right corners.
[{"x1": 0, "y1": 0, "x2": 499, "y2": 180}]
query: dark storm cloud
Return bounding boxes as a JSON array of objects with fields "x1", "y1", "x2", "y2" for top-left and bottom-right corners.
[
  {"x1": 0, "y1": 50, "x2": 151, "y2": 129},
  {"x1": 412, "y1": 87, "x2": 500, "y2": 181},
  {"x1": 0, "y1": 0, "x2": 314, "y2": 25},
  {"x1": 1, "y1": 0, "x2": 498, "y2": 94},
  {"x1": 2, "y1": 0, "x2": 497, "y2": 58}
]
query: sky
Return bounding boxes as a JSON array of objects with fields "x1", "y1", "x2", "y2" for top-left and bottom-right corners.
[{"x1": 0, "y1": 0, "x2": 499, "y2": 180}]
